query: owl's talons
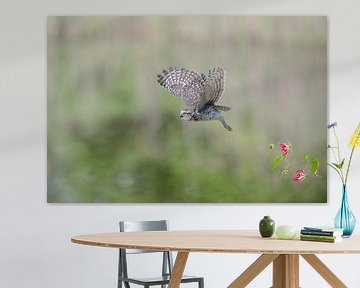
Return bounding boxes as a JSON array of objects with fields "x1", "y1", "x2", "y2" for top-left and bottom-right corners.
[
  {"x1": 224, "y1": 124, "x2": 233, "y2": 131},
  {"x1": 221, "y1": 121, "x2": 233, "y2": 131}
]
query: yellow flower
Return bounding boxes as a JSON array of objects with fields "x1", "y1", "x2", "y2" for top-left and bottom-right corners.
[{"x1": 349, "y1": 122, "x2": 360, "y2": 147}]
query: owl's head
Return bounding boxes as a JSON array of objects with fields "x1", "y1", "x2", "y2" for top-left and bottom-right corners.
[{"x1": 179, "y1": 110, "x2": 193, "y2": 121}]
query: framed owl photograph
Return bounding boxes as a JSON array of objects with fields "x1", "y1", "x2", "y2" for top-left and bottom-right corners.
[{"x1": 47, "y1": 16, "x2": 327, "y2": 203}]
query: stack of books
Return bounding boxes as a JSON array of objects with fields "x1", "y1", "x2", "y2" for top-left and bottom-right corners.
[{"x1": 300, "y1": 226, "x2": 344, "y2": 243}]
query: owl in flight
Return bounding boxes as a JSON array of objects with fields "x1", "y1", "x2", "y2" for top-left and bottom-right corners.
[{"x1": 157, "y1": 67, "x2": 232, "y2": 131}]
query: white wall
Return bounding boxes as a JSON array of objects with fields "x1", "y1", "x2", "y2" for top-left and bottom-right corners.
[{"x1": 1, "y1": 1, "x2": 360, "y2": 287}]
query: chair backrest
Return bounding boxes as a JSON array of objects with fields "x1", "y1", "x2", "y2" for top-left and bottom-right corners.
[
  {"x1": 119, "y1": 220, "x2": 169, "y2": 254},
  {"x1": 120, "y1": 220, "x2": 168, "y2": 232},
  {"x1": 118, "y1": 220, "x2": 174, "y2": 282}
]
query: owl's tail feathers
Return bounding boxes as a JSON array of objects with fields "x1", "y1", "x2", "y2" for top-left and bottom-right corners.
[{"x1": 215, "y1": 105, "x2": 231, "y2": 112}]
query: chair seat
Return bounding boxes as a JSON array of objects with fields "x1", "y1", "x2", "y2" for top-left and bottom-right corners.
[{"x1": 119, "y1": 274, "x2": 203, "y2": 286}]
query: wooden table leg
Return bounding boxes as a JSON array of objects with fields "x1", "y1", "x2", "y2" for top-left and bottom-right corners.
[
  {"x1": 228, "y1": 254, "x2": 279, "y2": 288},
  {"x1": 301, "y1": 254, "x2": 347, "y2": 288},
  {"x1": 287, "y1": 255, "x2": 299, "y2": 288},
  {"x1": 272, "y1": 254, "x2": 299, "y2": 288},
  {"x1": 168, "y1": 252, "x2": 189, "y2": 288}
]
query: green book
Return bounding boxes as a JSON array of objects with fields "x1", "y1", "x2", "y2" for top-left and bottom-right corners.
[
  {"x1": 300, "y1": 234, "x2": 340, "y2": 240},
  {"x1": 300, "y1": 235, "x2": 342, "y2": 243}
]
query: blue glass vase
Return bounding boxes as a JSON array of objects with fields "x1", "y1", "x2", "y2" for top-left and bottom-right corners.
[{"x1": 334, "y1": 185, "x2": 356, "y2": 237}]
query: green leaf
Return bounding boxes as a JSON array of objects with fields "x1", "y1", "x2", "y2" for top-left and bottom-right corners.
[
  {"x1": 327, "y1": 163, "x2": 343, "y2": 179},
  {"x1": 327, "y1": 163, "x2": 340, "y2": 172},
  {"x1": 272, "y1": 156, "x2": 283, "y2": 169},
  {"x1": 305, "y1": 155, "x2": 311, "y2": 162},
  {"x1": 311, "y1": 159, "x2": 320, "y2": 175},
  {"x1": 339, "y1": 158, "x2": 345, "y2": 169},
  {"x1": 332, "y1": 162, "x2": 341, "y2": 169}
]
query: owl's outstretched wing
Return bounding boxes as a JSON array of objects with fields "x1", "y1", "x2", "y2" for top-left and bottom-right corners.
[
  {"x1": 157, "y1": 67, "x2": 206, "y2": 111},
  {"x1": 204, "y1": 67, "x2": 226, "y2": 105}
]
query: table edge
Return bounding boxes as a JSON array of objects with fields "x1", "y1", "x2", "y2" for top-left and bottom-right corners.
[{"x1": 71, "y1": 235, "x2": 360, "y2": 255}]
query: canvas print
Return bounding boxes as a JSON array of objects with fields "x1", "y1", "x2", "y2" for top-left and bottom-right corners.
[{"x1": 47, "y1": 16, "x2": 327, "y2": 203}]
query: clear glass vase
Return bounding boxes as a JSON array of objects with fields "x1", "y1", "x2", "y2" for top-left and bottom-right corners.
[{"x1": 334, "y1": 185, "x2": 356, "y2": 237}]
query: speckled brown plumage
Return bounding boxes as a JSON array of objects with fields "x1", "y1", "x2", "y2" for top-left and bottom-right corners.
[{"x1": 157, "y1": 67, "x2": 232, "y2": 131}]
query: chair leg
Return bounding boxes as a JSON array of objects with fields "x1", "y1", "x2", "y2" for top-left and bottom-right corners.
[{"x1": 198, "y1": 278, "x2": 204, "y2": 288}]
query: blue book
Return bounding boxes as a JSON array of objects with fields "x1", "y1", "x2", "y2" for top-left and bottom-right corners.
[{"x1": 302, "y1": 226, "x2": 343, "y2": 236}]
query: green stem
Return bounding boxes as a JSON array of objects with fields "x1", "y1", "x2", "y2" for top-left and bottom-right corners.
[
  {"x1": 333, "y1": 127, "x2": 342, "y2": 162},
  {"x1": 329, "y1": 147, "x2": 344, "y2": 183},
  {"x1": 345, "y1": 129, "x2": 360, "y2": 185},
  {"x1": 332, "y1": 127, "x2": 345, "y2": 183},
  {"x1": 327, "y1": 163, "x2": 344, "y2": 184},
  {"x1": 330, "y1": 147, "x2": 339, "y2": 164},
  {"x1": 345, "y1": 145, "x2": 356, "y2": 185}
]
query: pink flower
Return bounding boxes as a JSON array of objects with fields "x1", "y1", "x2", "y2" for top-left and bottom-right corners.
[
  {"x1": 279, "y1": 143, "x2": 289, "y2": 156},
  {"x1": 293, "y1": 169, "x2": 306, "y2": 183}
]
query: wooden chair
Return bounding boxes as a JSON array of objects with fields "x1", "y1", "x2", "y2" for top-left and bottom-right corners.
[{"x1": 118, "y1": 220, "x2": 204, "y2": 288}]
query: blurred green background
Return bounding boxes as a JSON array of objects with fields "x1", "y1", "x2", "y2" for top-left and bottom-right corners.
[{"x1": 47, "y1": 16, "x2": 327, "y2": 203}]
